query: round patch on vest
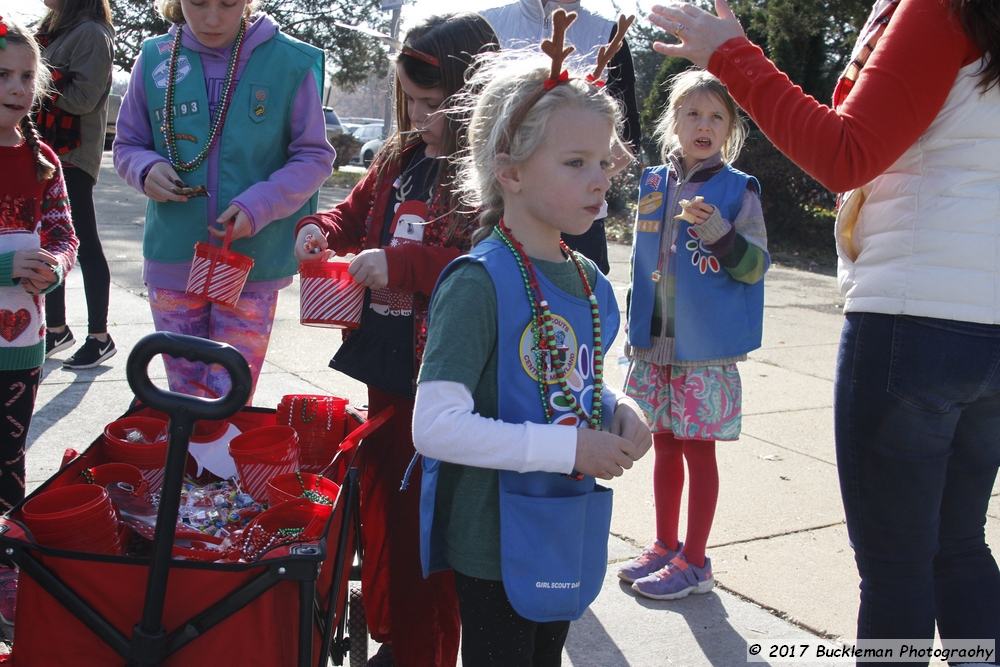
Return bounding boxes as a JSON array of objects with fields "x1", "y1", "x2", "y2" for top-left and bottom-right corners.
[{"x1": 638, "y1": 191, "x2": 663, "y2": 216}]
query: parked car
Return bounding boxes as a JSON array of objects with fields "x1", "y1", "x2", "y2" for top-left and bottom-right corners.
[
  {"x1": 348, "y1": 124, "x2": 392, "y2": 168},
  {"x1": 323, "y1": 107, "x2": 344, "y2": 142}
]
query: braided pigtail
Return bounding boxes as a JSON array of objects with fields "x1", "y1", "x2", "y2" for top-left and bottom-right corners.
[{"x1": 20, "y1": 117, "x2": 57, "y2": 182}]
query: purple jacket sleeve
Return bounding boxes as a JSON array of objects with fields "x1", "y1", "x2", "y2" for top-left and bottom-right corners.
[
  {"x1": 231, "y1": 69, "x2": 336, "y2": 234},
  {"x1": 112, "y1": 50, "x2": 168, "y2": 195}
]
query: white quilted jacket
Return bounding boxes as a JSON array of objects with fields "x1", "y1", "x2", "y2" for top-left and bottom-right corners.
[{"x1": 837, "y1": 58, "x2": 1000, "y2": 324}]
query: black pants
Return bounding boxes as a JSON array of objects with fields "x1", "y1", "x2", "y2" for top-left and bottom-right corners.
[
  {"x1": 562, "y1": 218, "x2": 610, "y2": 275},
  {"x1": 45, "y1": 166, "x2": 111, "y2": 334},
  {"x1": 0, "y1": 368, "x2": 41, "y2": 512},
  {"x1": 453, "y1": 571, "x2": 570, "y2": 667}
]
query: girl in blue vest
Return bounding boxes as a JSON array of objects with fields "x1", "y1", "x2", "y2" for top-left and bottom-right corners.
[
  {"x1": 412, "y1": 21, "x2": 652, "y2": 665},
  {"x1": 113, "y1": 0, "x2": 335, "y2": 401},
  {"x1": 617, "y1": 70, "x2": 767, "y2": 600}
]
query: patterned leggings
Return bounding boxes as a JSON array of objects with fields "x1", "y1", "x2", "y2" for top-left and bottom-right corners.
[
  {"x1": 0, "y1": 368, "x2": 40, "y2": 512},
  {"x1": 147, "y1": 286, "x2": 277, "y2": 402}
]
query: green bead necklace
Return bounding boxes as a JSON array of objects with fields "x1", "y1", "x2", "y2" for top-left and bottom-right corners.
[
  {"x1": 163, "y1": 19, "x2": 247, "y2": 172},
  {"x1": 496, "y1": 220, "x2": 604, "y2": 429}
]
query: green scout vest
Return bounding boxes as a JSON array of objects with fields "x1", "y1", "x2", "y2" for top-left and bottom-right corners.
[{"x1": 141, "y1": 30, "x2": 324, "y2": 281}]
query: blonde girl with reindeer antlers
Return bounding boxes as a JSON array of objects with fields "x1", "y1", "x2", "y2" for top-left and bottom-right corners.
[
  {"x1": 0, "y1": 14, "x2": 79, "y2": 634},
  {"x1": 411, "y1": 12, "x2": 651, "y2": 666}
]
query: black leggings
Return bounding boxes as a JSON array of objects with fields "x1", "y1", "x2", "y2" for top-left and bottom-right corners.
[
  {"x1": 0, "y1": 368, "x2": 41, "y2": 512},
  {"x1": 45, "y1": 166, "x2": 111, "y2": 334},
  {"x1": 453, "y1": 571, "x2": 570, "y2": 667}
]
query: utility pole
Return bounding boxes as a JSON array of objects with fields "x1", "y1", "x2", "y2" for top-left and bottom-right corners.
[{"x1": 382, "y1": 2, "x2": 402, "y2": 138}]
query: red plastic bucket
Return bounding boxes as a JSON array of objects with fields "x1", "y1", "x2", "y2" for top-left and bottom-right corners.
[
  {"x1": 266, "y1": 472, "x2": 340, "y2": 507},
  {"x1": 77, "y1": 463, "x2": 150, "y2": 500},
  {"x1": 276, "y1": 395, "x2": 347, "y2": 473},
  {"x1": 21, "y1": 485, "x2": 121, "y2": 554},
  {"x1": 298, "y1": 260, "x2": 364, "y2": 329},
  {"x1": 228, "y1": 426, "x2": 300, "y2": 502},
  {"x1": 102, "y1": 417, "x2": 169, "y2": 493},
  {"x1": 186, "y1": 222, "x2": 254, "y2": 308}
]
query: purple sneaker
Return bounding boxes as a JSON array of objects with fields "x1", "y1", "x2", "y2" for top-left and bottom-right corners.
[
  {"x1": 617, "y1": 540, "x2": 682, "y2": 583},
  {"x1": 631, "y1": 554, "x2": 714, "y2": 600}
]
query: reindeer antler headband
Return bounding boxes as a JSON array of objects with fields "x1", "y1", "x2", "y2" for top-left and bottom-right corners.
[{"x1": 499, "y1": 9, "x2": 635, "y2": 154}]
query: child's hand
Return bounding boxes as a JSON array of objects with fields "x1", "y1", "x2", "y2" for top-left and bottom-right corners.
[
  {"x1": 209, "y1": 206, "x2": 253, "y2": 241},
  {"x1": 295, "y1": 224, "x2": 332, "y2": 262},
  {"x1": 674, "y1": 196, "x2": 714, "y2": 225},
  {"x1": 143, "y1": 162, "x2": 192, "y2": 203},
  {"x1": 574, "y1": 429, "x2": 638, "y2": 480},
  {"x1": 609, "y1": 397, "x2": 653, "y2": 461},
  {"x1": 349, "y1": 249, "x2": 389, "y2": 290},
  {"x1": 12, "y1": 248, "x2": 59, "y2": 294}
]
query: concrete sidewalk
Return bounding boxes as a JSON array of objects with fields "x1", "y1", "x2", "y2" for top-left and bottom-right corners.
[{"x1": 22, "y1": 156, "x2": 1000, "y2": 665}]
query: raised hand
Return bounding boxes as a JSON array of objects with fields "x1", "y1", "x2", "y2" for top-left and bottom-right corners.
[{"x1": 649, "y1": 0, "x2": 745, "y2": 69}]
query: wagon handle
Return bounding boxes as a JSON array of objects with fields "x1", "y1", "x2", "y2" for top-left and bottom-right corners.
[
  {"x1": 126, "y1": 331, "x2": 251, "y2": 422},
  {"x1": 125, "y1": 332, "x2": 251, "y2": 664}
]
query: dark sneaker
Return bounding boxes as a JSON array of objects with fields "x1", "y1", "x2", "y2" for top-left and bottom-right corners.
[
  {"x1": 45, "y1": 327, "x2": 75, "y2": 358},
  {"x1": 0, "y1": 566, "x2": 17, "y2": 639},
  {"x1": 366, "y1": 643, "x2": 393, "y2": 667},
  {"x1": 62, "y1": 335, "x2": 117, "y2": 370}
]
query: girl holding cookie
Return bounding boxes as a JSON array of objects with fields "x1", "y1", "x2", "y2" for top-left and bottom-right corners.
[{"x1": 619, "y1": 69, "x2": 767, "y2": 600}]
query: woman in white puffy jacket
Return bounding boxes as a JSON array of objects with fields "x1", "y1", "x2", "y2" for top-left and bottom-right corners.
[{"x1": 647, "y1": 0, "x2": 1000, "y2": 651}]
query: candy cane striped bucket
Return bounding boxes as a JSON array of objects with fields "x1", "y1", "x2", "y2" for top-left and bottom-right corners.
[
  {"x1": 186, "y1": 222, "x2": 254, "y2": 308},
  {"x1": 299, "y1": 260, "x2": 364, "y2": 329}
]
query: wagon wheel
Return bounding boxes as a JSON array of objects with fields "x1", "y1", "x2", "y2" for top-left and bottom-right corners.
[{"x1": 348, "y1": 582, "x2": 367, "y2": 667}]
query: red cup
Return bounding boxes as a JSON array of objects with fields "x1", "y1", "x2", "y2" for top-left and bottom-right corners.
[
  {"x1": 298, "y1": 261, "x2": 364, "y2": 328},
  {"x1": 21, "y1": 485, "x2": 120, "y2": 554},
  {"x1": 266, "y1": 472, "x2": 340, "y2": 507},
  {"x1": 276, "y1": 395, "x2": 347, "y2": 473},
  {"x1": 103, "y1": 417, "x2": 169, "y2": 493},
  {"x1": 186, "y1": 223, "x2": 254, "y2": 308},
  {"x1": 229, "y1": 426, "x2": 300, "y2": 501},
  {"x1": 77, "y1": 463, "x2": 150, "y2": 500}
]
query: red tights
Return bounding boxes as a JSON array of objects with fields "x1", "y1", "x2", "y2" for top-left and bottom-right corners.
[{"x1": 652, "y1": 431, "x2": 719, "y2": 568}]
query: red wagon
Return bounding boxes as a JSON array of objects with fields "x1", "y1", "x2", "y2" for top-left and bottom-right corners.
[{"x1": 0, "y1": 333, "x2": 372, "y2": 667}]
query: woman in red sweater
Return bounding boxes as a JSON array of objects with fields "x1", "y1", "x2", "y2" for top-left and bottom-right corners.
[{"x1": 647, "y1": 0, "x2": 1000, "y2": 651}]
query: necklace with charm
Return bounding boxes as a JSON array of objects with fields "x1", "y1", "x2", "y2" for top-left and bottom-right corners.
[
  {"x1": 495, "y1": 220, "x2": 604, "y2": 429},
  {"x1": 163, "y1": 19, "x2": 247, "y2": 172}
]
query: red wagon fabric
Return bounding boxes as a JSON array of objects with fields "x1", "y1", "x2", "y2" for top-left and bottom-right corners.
[{"x1": 0, "y1": 334, "x2": 366, "y2": 667}]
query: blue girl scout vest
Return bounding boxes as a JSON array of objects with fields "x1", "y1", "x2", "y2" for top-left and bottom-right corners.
[
  {"x1": 420, "y1": 238, "x2": 620, "y2": 622},
  {"x1": 140, "y1": 30, "x2": 324, "y2": 281},
  {"x1": 629, "y1": 164, "x2": 767, "y2": 360}
]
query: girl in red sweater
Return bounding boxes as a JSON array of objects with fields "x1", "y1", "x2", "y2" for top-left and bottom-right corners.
[
  {"x1": 0, "y1": 14, "x2": 78, "y2": 635},
  {"x1": 294, "y1": 13, "x2": 498, "y2": 667}
]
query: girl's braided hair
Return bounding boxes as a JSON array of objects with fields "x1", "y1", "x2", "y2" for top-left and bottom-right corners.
[
  {"x1": 0, "y1": 16, "x2": 56, "y2": 181},
  {"x1": 20, "y1": 118, "x2": 57, "y2": 182}
]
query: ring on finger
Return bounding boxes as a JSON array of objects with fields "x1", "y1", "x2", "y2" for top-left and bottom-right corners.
[{"x1": 675, "y1": 21, "x2": 685, "y2": 37}]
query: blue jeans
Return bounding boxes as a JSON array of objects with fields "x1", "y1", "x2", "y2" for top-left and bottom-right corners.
[{"x1": 835, "y1": 313, "x2": 1000, "y2": 655}]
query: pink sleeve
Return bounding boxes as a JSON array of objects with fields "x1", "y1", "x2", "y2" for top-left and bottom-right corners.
[{"x1": 707, "y1": 0, "x2": 977, "y2": 193}]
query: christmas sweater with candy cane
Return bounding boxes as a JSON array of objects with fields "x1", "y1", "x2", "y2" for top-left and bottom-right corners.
[{"x1": 0, "y1": 140, "x2": 77, "y2": 370}]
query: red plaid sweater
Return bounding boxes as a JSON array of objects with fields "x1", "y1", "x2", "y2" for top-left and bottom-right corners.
[{"x1": 0, "y1": 140, "x2": 78, "y2": 370}]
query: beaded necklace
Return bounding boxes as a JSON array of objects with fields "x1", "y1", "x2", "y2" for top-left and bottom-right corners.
[
  {"x1": 163, "y1": 19, "x2": 247, "y2": 172},
  {"x1": 496, "y1": 220, "x2": 604, "y2": 428}
]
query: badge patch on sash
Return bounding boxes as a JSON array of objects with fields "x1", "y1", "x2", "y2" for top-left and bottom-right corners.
[{"x1": 152, "y1": 56, "x2": 191, "y2": 89}]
